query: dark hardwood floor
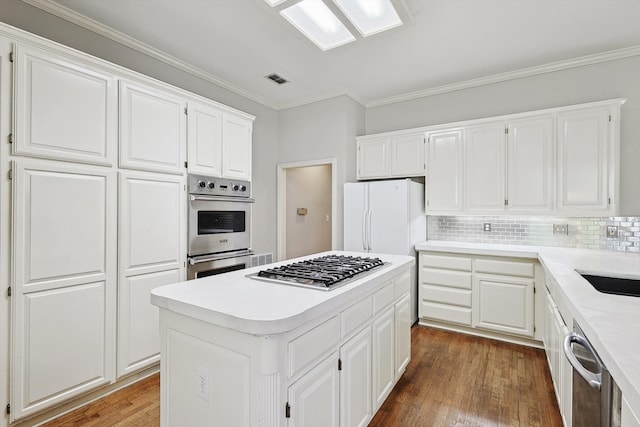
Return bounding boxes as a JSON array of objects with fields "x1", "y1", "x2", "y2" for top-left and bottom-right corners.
[{"x1": 44, "y1": 326, "x2": 562, "y2": 426}]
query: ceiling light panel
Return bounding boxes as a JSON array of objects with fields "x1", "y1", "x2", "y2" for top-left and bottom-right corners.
[
  {"x1": 333, "y1": 0, "x2": 402, "y2": 37},
  {"x1": 264, "y1": 0, "x2": 286, "y2": 6},
  {"x1": 280, "y1": 0, "x2": 356, "y2": 50}
]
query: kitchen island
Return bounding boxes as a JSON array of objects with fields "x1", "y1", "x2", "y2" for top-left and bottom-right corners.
[{"x1": 151, "y1": 251, "x2": 414, "y2": 427}]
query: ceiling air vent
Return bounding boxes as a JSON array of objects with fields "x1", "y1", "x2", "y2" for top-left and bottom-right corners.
[{"x1": 265, "y1": 73, "x2": 289, "y2": 85}]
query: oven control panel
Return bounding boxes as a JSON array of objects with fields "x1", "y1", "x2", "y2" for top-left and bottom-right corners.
[{"x1": 188, "y1": 174, "x2": 251, "y2": 197}]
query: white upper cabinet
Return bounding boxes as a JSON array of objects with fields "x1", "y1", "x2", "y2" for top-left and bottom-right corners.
[
  {"x1": 390, "y1": 133, "x2": 425, "y2": 177},
  {"x1": 187, "y1": 101, "x2": 222, "y2": 177},
  {"x1": 358, "y1": 137, "x2": 388, "y2": 179},
  {"x1": 13, "y1": 44, "x2": 117, "y2": 165},
  {"x1": 556, "y1": 106, "x2": 615, "y2": 214},
  {"x1": 222, "y1": 113, "x2": 253, "y2": 180},
  {"x1": 426, "y1": 129, "x2": 464, "y2": 212},
  {"x1": 464, "y1": 122, "x2": 506, "y2": 212},
  {"x1": 507, "y1": 117, "x2": 554, "y2": 212},
  {"x1": 357, "y1": 132, "x2": 426, "y2": 180},
  {"x1": 119, "y1": 79, "x2": 186, "y2": 174}
]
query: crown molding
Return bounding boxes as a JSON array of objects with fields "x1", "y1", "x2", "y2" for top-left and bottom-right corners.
[
  {"x1": 20, "y1": 0, "x2": 280, "y2": 110},
  {"x1": 18, "y1": 0, "x2": 640, "y2": 112},
  {"x1": 366, "y1": 44, "x2": 640, "y2": 108}
]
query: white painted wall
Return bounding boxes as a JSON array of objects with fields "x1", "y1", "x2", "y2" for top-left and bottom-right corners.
[
  {"x1": 365, "y1": 56, "x2": 640, "y2": 214},
  {"x1": 285, "y1": 165, "x2": 332, "y2": 259},
  {"x1": 278, "y1": 95, "x2": 366, "y2": 249}
]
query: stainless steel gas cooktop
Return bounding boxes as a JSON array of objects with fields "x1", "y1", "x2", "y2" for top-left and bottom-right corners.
[{"x1": 247, "y1": 255, "x2": 386, "y2": 291}]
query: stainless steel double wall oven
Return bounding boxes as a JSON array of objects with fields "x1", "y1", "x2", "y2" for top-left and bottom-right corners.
[{"x1": 187, "y1": 174, "x2": 253, "y2": 279}]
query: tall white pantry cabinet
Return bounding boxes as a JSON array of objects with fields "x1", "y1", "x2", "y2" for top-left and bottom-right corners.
[{"x1": 0, "y1": 23, "x2": 254, "y2": 424}]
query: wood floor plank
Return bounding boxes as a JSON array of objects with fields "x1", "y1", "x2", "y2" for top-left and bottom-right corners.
[{"x1": 43, "y1": 326, "x2": 562, "y2": 426}]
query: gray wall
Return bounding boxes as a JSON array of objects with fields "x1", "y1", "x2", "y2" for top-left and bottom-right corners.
[
  {"x1": 0, "y1": 0, "x2": 280, "y2": 255},
  {"x1": 278, "y1": 95, "x2": 366, "y2": 250},
  {"x1": 366, "y1": 56, "x2": 640, "y2": 215}
]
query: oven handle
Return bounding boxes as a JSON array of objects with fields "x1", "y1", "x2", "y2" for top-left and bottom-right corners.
[
  {"x1": 188, "y1": 250, "x2": 255, "y2": 265},
  {"x1": 563, "y1": 331, "x2": 603, "y2": 390},
  {"x1": 190, "y1": 195, "x2": 255, "y2": 203}
]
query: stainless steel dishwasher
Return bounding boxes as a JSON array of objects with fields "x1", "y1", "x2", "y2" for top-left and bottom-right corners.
[{"x1": 563, "y1": 321, "x2": 622, "y2": 427}]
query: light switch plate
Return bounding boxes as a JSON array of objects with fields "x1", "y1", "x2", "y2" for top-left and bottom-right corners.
[
  {"x1": 607, "y1": 225, "x2": 619, "y2": 238},
  {"x1": 553, "y1": 224, "x2": 568, "y2": 235},
  {"x1": 483, "y1": 223, "x2": 491, "y2": 232}
]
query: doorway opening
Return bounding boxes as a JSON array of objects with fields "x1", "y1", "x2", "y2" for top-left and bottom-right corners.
[{"x1": 277, "y1": 158, "x2": 337, "y2": 261}]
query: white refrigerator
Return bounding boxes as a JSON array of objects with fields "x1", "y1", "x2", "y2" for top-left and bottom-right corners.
[{"x1": 343, "y1": 179, "x2": 426, "y2": 323}]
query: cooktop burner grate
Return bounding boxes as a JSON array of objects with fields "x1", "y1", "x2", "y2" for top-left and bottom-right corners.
[{"x1": 249, "y1": 255, "x2": 385, "y2": 290}]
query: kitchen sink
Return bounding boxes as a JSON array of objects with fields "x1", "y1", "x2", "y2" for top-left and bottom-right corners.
[{"x1": 580, "y1": 273, "x2": 640, "y2": 297}]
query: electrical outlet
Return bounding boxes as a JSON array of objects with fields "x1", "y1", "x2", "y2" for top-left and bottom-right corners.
[
  {"x1": 553, "y1": 224, "x2": 568, "y2": 235},
  {"x1": 483, "y1": 223, "x2": 491, "y2": 232},
  {"x1": 607, "y1": 225, "x2": 619, "y2": 238},
  {"x1": 197, "y1": 368, "x2": 209, "y2": 401}
]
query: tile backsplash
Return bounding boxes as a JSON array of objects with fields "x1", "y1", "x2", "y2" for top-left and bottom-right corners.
[{"x1": 427, "y1": 216, "x2": 640, "y2": 252}]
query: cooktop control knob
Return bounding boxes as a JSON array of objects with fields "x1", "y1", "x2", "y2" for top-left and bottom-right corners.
[
  {"x1": 198, "y1": 180, "x2": 206, "y2": 188},
  {"x1": 240, "y1": 185, "x2": 247, "y2": 192},
  {"x1": 232, "y1": 184, "x2": 239, "y2": 191},
  {"x1": 208, "y1": 182, "x2": 215, "y2": 189}
]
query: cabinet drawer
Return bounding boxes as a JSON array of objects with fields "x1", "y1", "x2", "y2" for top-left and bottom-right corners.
[
  {"x1": 394, "y1": 271, "x2": 411, "y2": 299},
  {"x1": 475, "y1": 259, "x2": 534, "y2": 278},
  {"x1": 421, "y1": 254, "x2": 471, "y2": 271},
  {"x1": 420, "y1": 301, "x2": 472, "y2": 326},
  {"x1": 420, "y1": 268, "x2": 472, "y2": 289},
  {"x1": 289, "y1": 316, "x2": 339, "y2": 378},
  {"x1": 373, "y1": 282, "x2": 395, "y2": 314},
  {"x1": 341, "y1": 296, "x2": 372, "y2": 338},
  {"x1": 421, "y1": 284, "x2": 471, "y2": 307}
]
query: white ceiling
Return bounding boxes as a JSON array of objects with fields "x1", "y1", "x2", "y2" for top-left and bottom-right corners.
[{"x1": 26, "y1": 0, "x2": 640, "y2": 110}]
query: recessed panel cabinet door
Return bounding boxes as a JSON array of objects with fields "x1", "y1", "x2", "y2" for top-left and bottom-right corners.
[
  {"x1": 372, "y1": 306, "x2": 395, "y2": 412},
  {"x1": 118, "y1": 269, "x2": 180, "y2": 377},
  {"x1": 287, "y1": 352, "x2": 339, "y2": 427},
  {"x1": 507, "y1": 117, "x2": 554, "y2": 212},
  {"x1": 119, "y1": 80, "x2": 186, "y2": 174},
  {"x1": 187, "y1": 101, "x2": 223, "y2": 177},
  {"x1": 426, "y1": 129, "x2": 464, "y2": 212},
  {"x1": 339, "y1": 327, "x2": 372, "y2": 427},
  {"x1": 222, "y1": 113, "x2": 252, "y2": 180},
  {"x1": 358, "y1": 138, "x2": 389, "y2": 179},
  {"x1": 394, "y1": 293, "x2": 411, "y2": 379},
  {"x1": 556, "y1": 108, "x2": 610, "y2": 212},
  {"x1": 11, "y1": 160, "x2": 116, "y2": 422},
  {"x1": 464, "y1": 123, "x2": 506, "y2": 212},
  {"x1": 473, "y1": 274, "x2": 534, "y2": 337},
  {"x1": 13, "y1": 44, "x2": 116, "y2": 165},
  {"x1": 390, "y1": 133, "x2": 425, "y2": 177},
  {"x1": 118, "y1": 171, "x2": 184, "y2": 276}
]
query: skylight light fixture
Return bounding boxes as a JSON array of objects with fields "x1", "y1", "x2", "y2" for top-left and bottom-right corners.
[
  {"x1": 333, "y1": 0, "x2": 402, "y2": 37},
  {"x1": 280, "y1": 0, "x2": 356, "y2": 51}
]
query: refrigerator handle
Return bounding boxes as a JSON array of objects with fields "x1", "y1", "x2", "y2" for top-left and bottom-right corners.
[
  {"x1": 361, "y1": 209, "x2": 367, "y2": 251},
  {"x1": 366, "y1": 209, "x2": 373, "y2": 251}
]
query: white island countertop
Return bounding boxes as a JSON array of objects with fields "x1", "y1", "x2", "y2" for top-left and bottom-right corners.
[
  {"x1": 151, "y1": 251, "x2": 414, "y2": 336},
  {"x1": 416, "y1": 240, "x2": 640, "y2": 412}
]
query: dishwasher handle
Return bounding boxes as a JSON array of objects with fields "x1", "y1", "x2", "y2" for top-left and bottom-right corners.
[{"x1": 563, "y1": 331, "x2": 602, "y2": 390}]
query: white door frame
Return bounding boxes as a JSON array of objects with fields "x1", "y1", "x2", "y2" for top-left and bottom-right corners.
[{"x1": 276, "y1": 158, "x2": 338, "y2": 261}]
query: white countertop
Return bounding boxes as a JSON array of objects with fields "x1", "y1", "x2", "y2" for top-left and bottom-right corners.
[
  {"x1": 416, "y1": 240, "x2": 640, "y2": 412},
  {"x1": 151, "y1": 251, "x2": 414, "y2": 336}
]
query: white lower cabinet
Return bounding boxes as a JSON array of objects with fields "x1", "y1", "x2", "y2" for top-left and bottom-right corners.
[
  {"x1": 10, "y1": 159, "x2": 116, "y2": 421},
  {"x1": 339, "y1": 326, "x2": 372, "y2": 427},
  {"x1": 288, "y1": 352, "x2": 340, "y2": 427},
  {"x1": 419, "y1": 251, "x2": 537, "y2": 341},
  {"x1": 543, "y1": 286, "x2": 572, "y2": 427},
  {"x1": 372, "y1": 306, "x2": 395, "y2": 411},
  {"x1": 282, "y1": 275, "x2": 411, "y2": 427},
  {"x1": 394, "y1": 294, "x2": 411, "y2": 379}
]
